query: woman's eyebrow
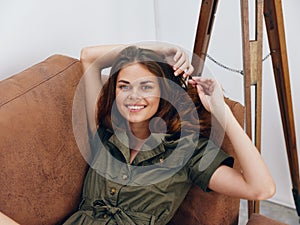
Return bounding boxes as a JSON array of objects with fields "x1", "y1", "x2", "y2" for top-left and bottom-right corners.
[
  {"x1": 117, "y1": 80, "x2": 155, "y2": 84},
  {"x1": 140, "y1": 80, "x2": 155, "y2": 85},
  {"x1": 117, "y1": 80, "x2": 130, "y2": 84}
]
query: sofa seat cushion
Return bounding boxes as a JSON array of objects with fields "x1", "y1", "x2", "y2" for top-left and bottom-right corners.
[{"x1": 247, "y1": 213, "x2": 288, "y2": 225}]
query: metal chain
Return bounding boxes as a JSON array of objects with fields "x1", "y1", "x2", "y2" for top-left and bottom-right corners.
[
  {"x1": 262, "y1": 50, "x2": 276, "y2": 62},
  {"x1": 205, "y1": 53, "x2": 244, "y2": 75},
  {"x1": 204, "y1": 51, "x2": 274, "y2": 76}
]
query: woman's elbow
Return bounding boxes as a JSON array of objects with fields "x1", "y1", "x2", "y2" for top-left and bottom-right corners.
[
  {"x1": 80, "y1": 47, "x2": 95, "y2": 71},
  {"x1": 251, "y1": 181, "x2": 276, "y2": 200},
  {"x1": 80, "y1": 47, "x2": 89, "y2": 62}
]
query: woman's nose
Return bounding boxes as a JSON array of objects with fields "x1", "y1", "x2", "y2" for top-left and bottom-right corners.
[{"x1": 127, "y1": 88, "x2": 142, "y2": 100}]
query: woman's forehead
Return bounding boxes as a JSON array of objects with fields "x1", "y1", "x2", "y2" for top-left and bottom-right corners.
[{"x1": 117, "y1": 63, "x2": 159, "y2": 83}]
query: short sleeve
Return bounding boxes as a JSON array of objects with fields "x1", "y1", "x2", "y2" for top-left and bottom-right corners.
[{"x1": 188, "y1": 138, "x2": 234, "y2": 192}]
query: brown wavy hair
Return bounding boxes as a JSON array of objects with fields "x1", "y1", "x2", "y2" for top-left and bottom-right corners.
[{"x1": 96, "y1": 46, "x2": 211, "y2": 138}]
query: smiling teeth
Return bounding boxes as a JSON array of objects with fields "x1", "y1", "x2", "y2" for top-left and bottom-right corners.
[{"x1": 127, "y1": 105, "x2": 145, "y2": 110}]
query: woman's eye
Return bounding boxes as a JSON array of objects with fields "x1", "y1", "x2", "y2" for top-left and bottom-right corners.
[
  {"x1": 141, "y1": 85, "x2": 153, "y2": 90},
  {"x1": 119, "y1": 85, "x2": 130, "y2": 90}
]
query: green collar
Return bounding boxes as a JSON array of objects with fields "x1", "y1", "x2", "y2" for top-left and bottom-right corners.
[{"x1": 108, "y1": 132, "x2": 168, "y2": 165}]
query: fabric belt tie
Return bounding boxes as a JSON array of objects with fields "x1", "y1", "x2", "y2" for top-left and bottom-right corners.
[{"x1": 80, "y1": 199, "x2": 155, "y2": 225}]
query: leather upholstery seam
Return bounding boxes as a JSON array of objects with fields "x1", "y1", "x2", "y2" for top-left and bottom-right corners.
[{"x1": 0, "y1": 58, "x2": 80, "y2": 107}]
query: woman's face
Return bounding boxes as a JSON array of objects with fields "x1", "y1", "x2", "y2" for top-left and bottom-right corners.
[{"x1": 115, "y1": 63, "x2": 161, "y2": 126}]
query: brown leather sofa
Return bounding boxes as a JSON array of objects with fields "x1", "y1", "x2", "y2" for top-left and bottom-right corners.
[{"x1": 0, "y1": 55, "x2": 286, "y2": 225}]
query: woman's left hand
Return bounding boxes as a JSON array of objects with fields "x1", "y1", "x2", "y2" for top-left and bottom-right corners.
[{"x1": 188, "y1": 77, "x2": 226, "y2": 119}]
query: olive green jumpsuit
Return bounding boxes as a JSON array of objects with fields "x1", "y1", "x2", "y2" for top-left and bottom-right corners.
[{"x1": 63, "y1": 128, "x2": 233, "y2": 225}]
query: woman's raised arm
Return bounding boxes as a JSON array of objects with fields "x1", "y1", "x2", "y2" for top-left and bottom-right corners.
[
  {"x1": 80, "y1": 44, "x2": 127, "y2": 135},
  {"x1": 189, "y1": 77, "x2": 276, "y2": 200}
]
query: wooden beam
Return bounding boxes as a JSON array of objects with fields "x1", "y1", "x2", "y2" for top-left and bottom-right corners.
[
  {"x1": 240, "y1": 0, "x2": 254, "y2": 217},
  {"x1": 240, "y1": 0, "x2": 252, "y2": 142},
  {"x1": 192, "y1": 0, "x2": 219, "y2": 75},
  {"x1": 252, "y1": 0, "x2": 264, "y2": 215},
  {"x1": 241, "y1": 0, "x2": 264, "y2": 217},
  {"x1": 264, "y1": 0, "x2": 300, "y2": 216}
]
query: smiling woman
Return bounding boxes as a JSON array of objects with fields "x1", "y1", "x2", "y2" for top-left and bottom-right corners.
[{"x1": 62, "y1": 43, "x2": 275, "y2": 225}]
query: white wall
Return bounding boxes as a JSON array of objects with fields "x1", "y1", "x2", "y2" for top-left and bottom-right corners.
[
  {"x1": 0, "y1": 0, "x2": 156, "y2": 79},
  {"x1": 1, "y1": 0, "x2": 299, "y2": 209}
]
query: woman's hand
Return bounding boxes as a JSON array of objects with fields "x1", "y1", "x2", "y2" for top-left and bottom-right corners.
[
  {"x1": 188, "y1": 77, "x2": 225, "y2": 112},
  {"x1": 171, "y1": 47, "x2": 194, "y2": 78},
  {"x1": 145, "y1": 43, "x2": 194, "y2": 78},
  {"x1": 188, "y1": 76, "x2": 228, "y2": 130}
]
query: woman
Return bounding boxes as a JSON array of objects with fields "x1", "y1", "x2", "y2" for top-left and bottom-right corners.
[{"x1": 64, "y1": 43, "x2": 275, "y2": 224}]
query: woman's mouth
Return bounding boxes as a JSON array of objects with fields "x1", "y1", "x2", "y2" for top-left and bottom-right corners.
[{"x1": 126, "y1": 105, "x2": 146, "y2": 111}]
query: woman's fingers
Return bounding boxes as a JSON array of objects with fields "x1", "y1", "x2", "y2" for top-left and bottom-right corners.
[
  {"x1": 173, "y1": 51, "x2": 186, "y2": 75},
  {"x1": 173, "y1": 47, "x2": 182, "y2": 62},
  {"x1": 172, "y1": 48, "x2": 193, "y2": 77},
  {"x1": 189, "y1": 77, "x2": 224, "y2": 113},
  {"x1": 160, "y1": 44, "x2": 193, "y2": 77},
  {"x1": 182, "y1": 65, "x2": 194, "y2": 78},
  {"x1": 188, "y1": 77, "x2": 215, "y2": 95}
]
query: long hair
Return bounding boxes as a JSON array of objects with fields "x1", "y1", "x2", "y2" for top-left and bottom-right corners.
[{"x1": 96, "y1": 46, "x2": 211, "y2": 137}]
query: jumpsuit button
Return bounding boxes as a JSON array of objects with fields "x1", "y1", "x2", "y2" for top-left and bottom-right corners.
[
  {"x1": 122, "y1": 174, "x2": 128, "y2": 180},
  {"x1": 110, "y1": 187, "x2": 116, "y2": 195},
  {"x1": 103, "y1": 214, "x2": 108, "y2": 219}
]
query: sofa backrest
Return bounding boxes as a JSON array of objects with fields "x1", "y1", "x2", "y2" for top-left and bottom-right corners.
[{"x1": 0, "y1": 55, "x2": 88, "y2": 225}]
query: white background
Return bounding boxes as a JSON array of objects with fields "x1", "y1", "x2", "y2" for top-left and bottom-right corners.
[{"x1": 1, "y1": 0, "x2": 299, "y2": 209}]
